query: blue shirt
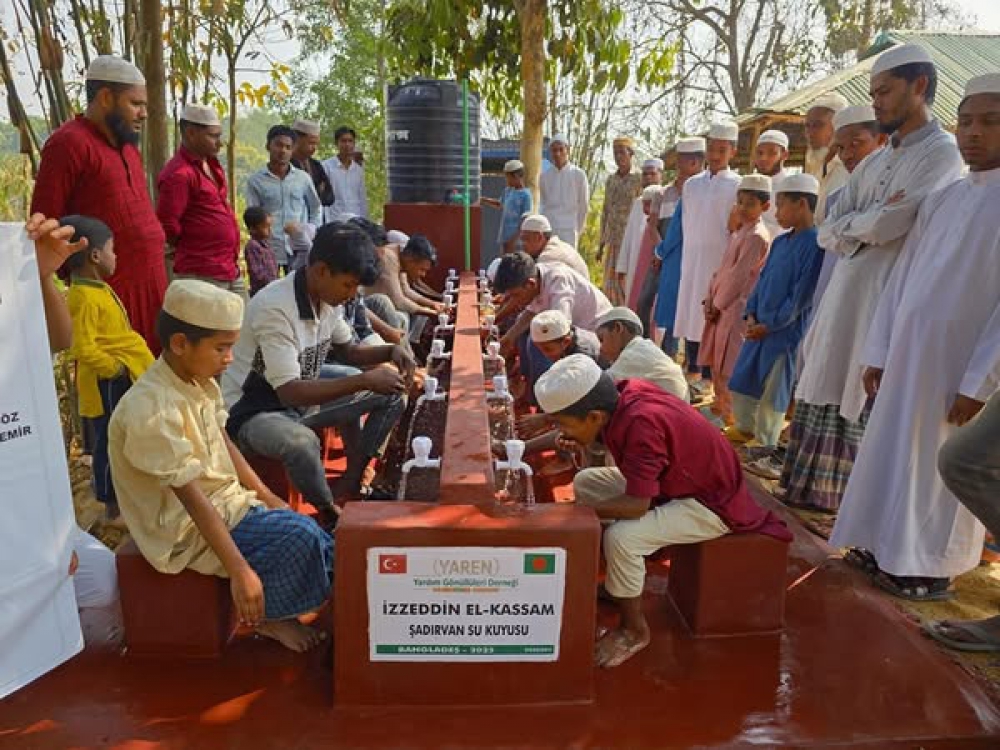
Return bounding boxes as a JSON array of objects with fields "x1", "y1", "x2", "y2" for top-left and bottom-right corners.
[
  {"x1": 245, "y1": 166, "x2": 321, "y2": 266},
  {"x1": 498, "y1": 187, "x2": 533, "y2": 242},
  {"x1": 653, "y1": 199, "x2": 684, "y2": 329}
]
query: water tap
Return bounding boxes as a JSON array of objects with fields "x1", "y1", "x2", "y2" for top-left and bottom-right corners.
[
  {"x1": 419, "y1": 375, "x2": 446, "y2": 403},
  {"x1": 448, "y1": 268, "x2": 458, "y2": 281},
  {"x1": 495, "y1": 439, "x2": 533, "y2": 476},
  {"x1": 484, "y1": 341, "x2": 502, "y2": 359},
  {"x1": 482, "y1": 313, "x2": 498, "y2": 337},
  {"x1": 487, "y1": 374, "x2": 514, "y2": 403},
  {"x1": 401, "y1": 436, "x2": 441, "y2": 474},
  {"x1": 429, "y1": 338, "x2": 452, "y2": 360},
  {"x1": 434, "y1": 312, "x2": 454, "y2": 336}
]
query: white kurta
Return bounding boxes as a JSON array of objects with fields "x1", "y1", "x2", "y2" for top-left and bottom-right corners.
[
  {"x1": 761, "y1": 168, "x2": 790, "y2": 239},
  {"x1": 540, "y1": 163, "x2": 589, "y2": 248},
  {"x1": 830, "y1": 168, "x2": 1000, "y2": 578},
  {"x1": 794, "y1": 120, "x2": 963, "y2": 421},
  {"x1": 615, "y1": 197, "x2": 647, "y2": 300},
  {"x1": 321, "y1": 158, "x2": 368, "y2": 224},
  {"x1": 816, "y1": 156, "x2": 849, "y2": 224},
  {"x1": 537, "y1": 235, "x2": 590, "y2": 279},
  {"x1": 673, "y1": 169, "x2": 740, "y2": 342}
]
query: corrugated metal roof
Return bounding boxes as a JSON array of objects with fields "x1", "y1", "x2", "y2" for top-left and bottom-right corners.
[{"x1": 737, "y1": 30, "x2": 1000, "y2": 129}]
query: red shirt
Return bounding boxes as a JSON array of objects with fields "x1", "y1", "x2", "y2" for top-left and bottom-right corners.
[
  {"x1": 603, "y1": 379, "x2": 792, "y2": 542},
  {"x1": 156, "y1": 146, "x2": 240, "y2": 281},
  {"x1": 31, "y1": 115, "x2": 167, "y2": 353}
]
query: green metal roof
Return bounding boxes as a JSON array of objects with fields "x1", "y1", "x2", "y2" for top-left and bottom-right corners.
[{"x1": 737, "y1": 30, "x2": 1000, "y2": 129}]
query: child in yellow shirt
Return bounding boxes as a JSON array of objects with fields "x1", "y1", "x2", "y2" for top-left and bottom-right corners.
[{"x1": 61, "y1": 215, "x2": 154, "y2": 517}]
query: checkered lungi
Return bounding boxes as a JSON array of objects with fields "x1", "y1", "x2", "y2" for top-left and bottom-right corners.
[
  {"x1": 230, "y1": 507, "x2": 333, "y2": 620},
  {"x1": 780, "y1": 401, "x2": 869, "y2": 512}
]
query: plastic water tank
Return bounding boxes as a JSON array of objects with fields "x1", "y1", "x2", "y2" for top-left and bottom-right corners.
[{"x1": 387, "y1": 78, "x2": 481, "y2": 204}]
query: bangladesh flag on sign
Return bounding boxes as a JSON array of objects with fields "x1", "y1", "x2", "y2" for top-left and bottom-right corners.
[{"x1": 523, "y1": 553, "x2": 555, "y2": 575}]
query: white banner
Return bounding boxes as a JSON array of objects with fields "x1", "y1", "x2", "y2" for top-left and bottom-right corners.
[
  {"x1": 367, "y1": 546, "x2": 566, "y2": 662},
  {"x1": 0, "y1": 224, "x2": 82, "y2": 698}
]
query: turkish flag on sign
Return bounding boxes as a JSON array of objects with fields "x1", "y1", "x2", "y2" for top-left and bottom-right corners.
[{"x1": 379, "y1": 554, "x2": 407, "y2": 574}]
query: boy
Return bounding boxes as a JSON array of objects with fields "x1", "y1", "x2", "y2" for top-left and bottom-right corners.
[
  {"x1": 243, "y1": 206, "x2": 277, "y2": 296},
  {"x1": 482, "y1": 159, "x2": 533, "y2": 253},
  {"x1": 752, "y1": 129, "x2": 791, "y2": 238},
  {"x1": 699, "y1": 175, "x2": 772, "y2": 425},
  {"x1": 62, "y1": 215, "x2": 154, "y2": 518},
  {"x1": 595, "y1": 307, "x2": 687, "y2": 399},
  {"x1": 109, "y1": 280, "x2": 332, "y2": 652},
  {"x1": 728, "y1": 173, "x2": 825, "y2": 448},
  {"x1": 534, "y1": 355, "x2": 791, "y2": 667}
]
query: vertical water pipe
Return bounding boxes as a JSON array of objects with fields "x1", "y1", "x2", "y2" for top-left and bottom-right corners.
[{"x1": 462, "y1": 78, "x2": 471, "y2": 271}]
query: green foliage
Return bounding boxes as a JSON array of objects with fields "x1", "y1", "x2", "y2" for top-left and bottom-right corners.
[
  {"x1": 818, "y1": 0, "x2": 962, "y2": 58},
  {"x1": 0, "y1": 155, "x2": 32, "y2": 221}
]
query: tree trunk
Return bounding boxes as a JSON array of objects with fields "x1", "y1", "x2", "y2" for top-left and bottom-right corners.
[
  {"x1": 227, "y1": 60, "x2": 238, "y2": 206},
  {"x1": 515, "y1": 0, "x2": 547, "y2": 207},
  {"x1": 138, "y1": 0, "x2": 169, "y2": 194}
]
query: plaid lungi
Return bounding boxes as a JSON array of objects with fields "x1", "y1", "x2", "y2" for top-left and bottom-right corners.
[
  {"x1": 602, "y1": 245, "x2": 625, "y2": 305},
  {"x1": 780, "y1": 401, "x2": 869, "y2": 512},
  {"x1": 230, "y1": 507, "x2": 333, "y2": 620}
]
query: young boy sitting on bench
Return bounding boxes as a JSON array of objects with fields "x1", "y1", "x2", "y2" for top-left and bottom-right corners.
[
  {"x1": 534, "y1": 354, "x2": 791, "y2": 668},
  {"x1": 109, "y1": 280, "x2": 333, "y2": 652}
]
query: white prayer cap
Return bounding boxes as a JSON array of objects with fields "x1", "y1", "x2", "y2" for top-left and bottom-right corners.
[
  {"x1": 292, "y1": 119, "x2": 320, "y2": 136},
  {"x1": 757, "y1": 130, "x2": 789, "y2": 149},
  {"x1": 487, "y1": 256, "x2": 502, "y2": 282},
  {"x1": 180, "y1": 103, "x2": 220, "y2": 127},
  {"x1": 676, "y1": 136, "x2": 707, "y2": 154},
  {"x1": 535, "y1": 354, "x2": 604, "y2": 414},
  {"x1": 641, "y1": 185, "x2": 662, "y2": 201},
  {"x1": 809, "y1": 92, "x2": 849, "y2": 113},
  {"x1": 871, "y1": 43, "x2": 934, "y2": 77},
  {"x1": 739, "y1": 174, "x2": 772, "y2": 193},
  {"x1": 708, "y1": 121, "x2": 739, "y2": 142},
  {"x1": 595, "y1": 306, "x2": 643, "y2": 334},
  {"x1": 642, "y1": 158, "x2": 665, "y2": 171},
  {"x1": 503, "y1": 159, "x2": 525, "y2": 173},
  {"x1": 86, "y1": 55, "x2": 145, "y2": 86},
  {"x1": 531, "y1": 310, "x2": 572, "y2": 343},
  {"x1": 963, "y1": 73, "x2": 1000, "y2": 100},
  {"x1": 386, "y1": 230, "x2": 410, "y2": 246},
  {"x1": 775, "y1": 173, "x2": 819, "y2": 196},
  {"x1": 833, "y1": 104, "x2": 878, "y2": 132},
  {"x1": 520, "y1": 214, "x2": 551, "y2": 233},
  {"x1": 163, "y1": 280, "x2": 244, "y2": 331},
  {"x1": 550, "y1": 134, "x2": 569, "y2": 147}
]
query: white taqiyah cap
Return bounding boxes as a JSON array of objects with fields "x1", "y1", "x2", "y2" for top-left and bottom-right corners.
[
  {"x1": 776, "y1": 172, "x2": 820, "y2": 196},
  {"x1": 641, "y1": 185, "x2": 662, "y2": 201},
  {"x1": 386, "y1": 230, "x2": 410, "y2": 246},
  {"x1": 708, "y1": 121, "x2": 739, "y2": 142},
  {"x1": 642, "y1": 158, "x2": 664, "y2": 171},
  {"x1": 550, "y1": 134, "x2": 569, "y2": 147},
  {"x1": 757, "y1": 130, "x2": 789, "y2": 149},
  {"x1": 963, "y1": 73, "x2": 1000, "y2": 99},
  {"x1": 595, "y1": 306, "x2": 643, "y2": 334},
  {"x1": 86, "y1": 55, "x2": 145, "y2": 86},
  {"x1": 487, "y1": 256, "x2": 502, "y2": 282},
  {"x1": 292, "y1": 119, "x2": 320, "y2": 136},
  {"x1": 520, "y1": 214, "x2": 552, "y2": 233},
  {"x1": 535, "y1": 354, "x2": 604, "y2": 414},
  {"x1": 676, "y1": 136, "x2": 707, "y2": 154},
  {"x1": 503, "y1": 159, "x2": 524, "y2": 172},
  {"x1": 530, "y1": 310, "x2": 572, "y2": 343},
  {"x1": 739, "y1": 174, "x2": 772, "y2": 193},
  {"x1": 833, "y1": 104, "x2": 878, "y2": 131},
  {"x1": 162, "y1": 279, "x2": 244, "y2": 331},
  {"x1": 809, "y1": 92, "x2": 850, "y2": 113},
  {"x1": 871, "y1": 43, "x2": 934, "y2": 77},
  {"x1": 180, "y1": 103, "x2": 220, "y2": 127}
]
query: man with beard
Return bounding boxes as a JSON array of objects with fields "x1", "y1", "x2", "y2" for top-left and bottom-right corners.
[
  {"x1": 156, "y1": 104, "x2": 243, "y2": 296},
  {"x1": 291, "y1": 119, "x2": 335, "y2": 214},
  {"x1": 31, "y1": 55, "x2": 167, "y2": 354},
  {"x1": 803, "y1": 92, "x2": 850, "y2": 222}
]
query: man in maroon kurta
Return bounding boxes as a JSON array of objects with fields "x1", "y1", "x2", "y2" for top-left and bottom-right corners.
[{"x1": 31, "y1": 55, "x2": 166, "y2": 354}]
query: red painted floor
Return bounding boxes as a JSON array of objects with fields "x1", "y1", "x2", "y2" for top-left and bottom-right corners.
[{"x1": 1, "y1": 490, "x2": 998, "y2": 750}]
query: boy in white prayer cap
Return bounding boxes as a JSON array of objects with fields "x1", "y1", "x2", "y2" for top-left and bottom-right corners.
[
  {"x1": 482, "y1": 160, "x2": 533, "y2": 253},
  {"x1": 753, "y1": 130, "x2": 790, "y2": 238}
]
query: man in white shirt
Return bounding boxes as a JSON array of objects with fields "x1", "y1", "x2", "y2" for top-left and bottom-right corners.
[
  {"x1": 595, "y1": 307, "x2": 687, "y2": 399},
  {"x1": 322, "y1": 126, "x2": 369, "y2": 224},
  {"x1": 753, "y1": 129, "x2": 791, "y2": 238},
  {"x1": 539, "y1": 134, "x2": 589, "y2": 249},
  {"x1": 803, "y1": 92, "x2": 850, "y2": 222},
  {"x1": 519, "y1": 213, "x2": 590, "y2": 279}
]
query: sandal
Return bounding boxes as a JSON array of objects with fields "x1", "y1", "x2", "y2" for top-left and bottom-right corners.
[
  {"x1": 923, "y1": 619, "x2": 1000, "y2": 653},
  {"x1": 875, "y1": 572, "x2": 953, "y2": 602},
  {"x1": 843, "y1": 547, "x2": 880, "y2": 577}
]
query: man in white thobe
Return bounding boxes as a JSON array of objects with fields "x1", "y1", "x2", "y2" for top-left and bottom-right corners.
[
  {"x1": 796, "y1": 43, "x2": 963, "y2": 430},
  {"x1": 322, "y1": 126, "x2": 369, "y2": 224},
  {"x1": 539, "y1": 134, "x2": 589, "y2": 249},
  {"x1": 830, "y1": 73, "x2": 1000, "y2": 596},
  {"x1": 803, "y1": 92, "x2": 850, "y2": 222},
  {"x1": 518, "y1": 213, "x2": 590, "y2": 279},
  {"x1": 673, "y1": 120, "x2": 741, "y2": 387},
  {"x1": 752, "y1": 129, "x2": 791, "y2": 238},
  {"x1": 616, "y1": 158, "x2": 663, "y2": 302}
]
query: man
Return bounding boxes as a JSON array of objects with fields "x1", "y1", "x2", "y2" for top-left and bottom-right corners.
[
  {"x1": 31, "y1": 55, "x2": 166, "y2": 353},
  {"x1": 519, "y1": 214, "x2": 589, "y2": 278},
  {"x1": 223, "y1": 225, "x2": 413, "y2": 526},
  {"x1": 540, "y1": 134, "x2": 590, "y2": 251},
  {"x1": 322, "y1": 126, "x2": 369, "y2": 224},
  {"x1": 650, "y1": 137, "x2": 706, "y2": 351},
  {"x1": 829, "y1": 73, "x2": 1000, "y2": 601},
  {"x1": 595, "y1": 307, "x2": 687, "y2": 399},
  {"x1": 804, "y1": 92, "x2": 850, "y2": 222},
  {"x1": 673, "y1": 121, "x2": 741, "y2": 392},
  {"x1": 597, "y1": 137, "x2": 641, "y2": 304},
  {"x1": 362, "y1": 226, "x2": 444, "y2": 325},
  {"x1": 753, "y1": 129, "x2": 791, "y2": 238},
  {"x1": 291, "y1": 119, "x2": 336, "y2": 213},
  {"x1": 157, "y1": 103, "x2": 242, "y2": 295},
  {"x1": 245, "y1": 125, "x2": 321, "y2": 272},
  {"x1": 616, "y1": 159, "x2": 663, "y2": 304}
]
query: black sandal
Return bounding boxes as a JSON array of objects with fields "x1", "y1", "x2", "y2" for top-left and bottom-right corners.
[
  {"x1": 843, "y1": 547, "x2": 880, "y2": 577},
  {"x1": 875, "y1": 573, "x2": 953, "y2": 602}
]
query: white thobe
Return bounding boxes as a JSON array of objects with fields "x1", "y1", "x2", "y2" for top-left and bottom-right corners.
[
  {"x1": 761, "y1": 168, "x2": 790, "y2": 239},
  {"x1": 537, "y1": 236, "x2": 590, "y2": 279},
  {"x1": 615, "y1": 198, "x2": 647, "y2": 300},
  {"x1": 540, "y1": 163, "x2": 589, "y2": 248},
  {"x1": 816, "y1": 156, "x2": 848, "y2": 224},
  {"x1": 609, "y1": 336, "x2": 688, "y2": 399},
  {"x1": 673, "y1": 168, "x2": 740, "y2": 342},
  {"x1": 525, "y1": 262, "x2": 612, "y2": 331},
  {"x1": 830, "y1": 167, "x2": 1000, "y2": 578},
  {"x1": 794, "y1": 120, "x2": 963, "y2": 421},
  {"x1": 322, "y1": 158, "x2": 369, "y2": 224}
]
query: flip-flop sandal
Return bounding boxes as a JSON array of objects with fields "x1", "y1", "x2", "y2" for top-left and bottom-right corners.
[
  {"x1": 843, "y1": 547, "x2": 880, "y2": 577},
  {"x1": 923, "y1": 620, "x2": 1000, "y2": 653},
  {"x1": 597, "y1": 631, "x2": 650, "y2": 669},
  {"x1": 875, "y1": 573, "x2": 954, "y2": 602}
]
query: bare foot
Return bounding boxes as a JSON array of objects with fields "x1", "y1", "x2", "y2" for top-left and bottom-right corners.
[
  {"x1": 255, "y1": 620, "x2": 328, "y2": 652},
  {"x1": 594, "y1": 627, "x2": 650, "y2": 668}
]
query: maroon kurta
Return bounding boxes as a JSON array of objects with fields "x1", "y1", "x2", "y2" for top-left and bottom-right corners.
[{"x1": 31, "y1": 116, "x2": 167, "y2": 354}]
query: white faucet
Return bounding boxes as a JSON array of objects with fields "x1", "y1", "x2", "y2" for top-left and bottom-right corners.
[
  {"x1": 495, "y1": 439, "x2": 533, "y2": 476},
  {"x1": 429, "y1": 338, "x2": 452, "y2": 360},
  {"x1": 484, "y1": 341, "x2": 502, "y2": 360},
  {"x1": 481, "y1": 313, "x2": 498, "y2": 337},
  {"x1": 487, "y1": 374, "x2": 514, "y2": 403},
  {"x1": 445, "y1": 280, "x2": 455, "y2": 294},
  {"x1": 434, "y1": 312, "x2": 454, "y2": 336},
  {"x1": 419, "y1": 376, "x2": 446, "y2": 403},
  {"x1": 448, "y1": 268, "x2": 458, "y2": 281},
  {"x1": 401, "y1": 436, "x2": 441, "y2": 474}
]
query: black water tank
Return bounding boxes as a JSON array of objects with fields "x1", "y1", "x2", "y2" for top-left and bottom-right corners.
[{"x1": 387, "y1": 78, "x2": 481, "y2": 204}]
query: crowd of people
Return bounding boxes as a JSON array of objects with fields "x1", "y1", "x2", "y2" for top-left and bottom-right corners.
[{"x1": 20, "y1": 45, "x2": 1000, "y2": 665}]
